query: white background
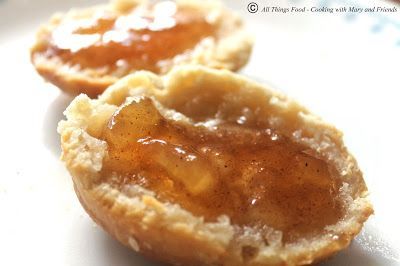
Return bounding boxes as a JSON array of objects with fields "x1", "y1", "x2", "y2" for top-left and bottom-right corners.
[{"x1": 0, "y1": 0, "x2": 399, "y2": 265}]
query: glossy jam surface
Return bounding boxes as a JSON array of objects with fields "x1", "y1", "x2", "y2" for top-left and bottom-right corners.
[
  {"x1": 40, "y1": 1, "x2": 215, "y2": 73},
  {"x1": 101, "y1": 98, "x2": 344, "y2": 243}
]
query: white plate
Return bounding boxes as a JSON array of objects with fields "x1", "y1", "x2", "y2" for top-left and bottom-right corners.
[{"x1": 0, "y1": 0, "x2": 399, "y2": 265}]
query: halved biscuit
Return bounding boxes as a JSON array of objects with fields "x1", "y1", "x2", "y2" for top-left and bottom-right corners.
[
  {"x1": 58, "y1": 66, "x2": 372, "y2": 266},
  {"x1": 31, "y1": 0, "x2": 252, "y2": 97}
]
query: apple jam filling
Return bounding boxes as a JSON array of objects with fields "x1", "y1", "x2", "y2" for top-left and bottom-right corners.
[
  {"x1": 101, "y1": 97, "x2": 344, "y2": 243},
  {"x1": 37, "y1": 1, "x2": 215, "y2": 74}
]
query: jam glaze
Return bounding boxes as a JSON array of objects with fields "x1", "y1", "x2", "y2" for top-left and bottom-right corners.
[
  {"x1": 101, "y1": 97, "x2": 344, "y2": 244},
  {"x1": 39, "y1": 1, "x2": 215, "y2": 74}
]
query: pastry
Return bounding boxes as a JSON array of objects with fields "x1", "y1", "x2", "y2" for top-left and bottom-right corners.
[
  {"x1": 58, "y1": 66, "x2": 373, "y2": 265},
  {"x1": 31, "y1": 0, "x2": 252, "y2": 97}
]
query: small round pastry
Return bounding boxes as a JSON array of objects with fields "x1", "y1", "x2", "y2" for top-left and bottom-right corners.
[
  {"x1": 58, "y1": 66, "x2": 372, "y2": 266},
  {"x1": 31, "y1": 0, "x2": 252, "y2": 97}
]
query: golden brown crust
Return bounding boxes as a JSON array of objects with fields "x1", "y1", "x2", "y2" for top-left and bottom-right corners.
[
  {"x1": 31, "y1": 0, "x2": 253, "y2": 97},
  {"x1": 32, "y1": 58, "x2": 115, "y2": 97},
  {"x1": 58, "y1": 66, "x2": 373, "y2": 266}
]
